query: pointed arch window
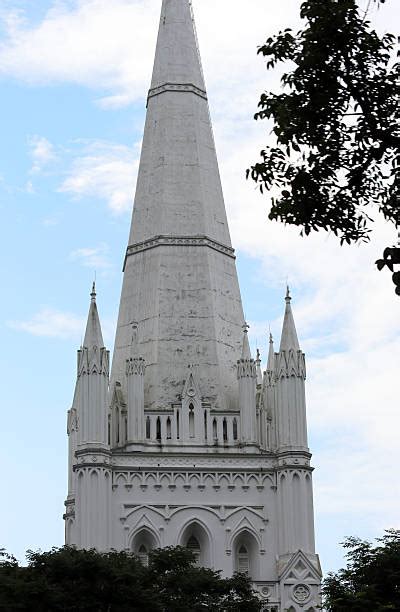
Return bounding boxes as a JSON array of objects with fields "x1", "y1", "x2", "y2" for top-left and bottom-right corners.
[
  {"x1": 166, "y1": 417, "x2": 171, "y2": 439},
  {"x1": 189, "y1": 404, "x2": 195, "y2": 438},
  {"x1": 146, "y1": 416, "x2": 151, "y2": 440},
  {"x1": 137, "y1": 544, "x2": 149, "y2": 567},
  {"x1": 116, "y1": 407, "x2": 120, "y2": 444},
  {"x1": 107, "y1": 415, "x2": 111, "y2": 445},
  {"x1": 213, "y1": 418, "x2": 217, "y2": 440},
  {"x1": 124, "y1": 415, "x2": 128, "y2": 442},
  {"x1": 233, "y1": 418, "x2": 238, "y2": 441},
  {"x1": 237, "y1": 545, "x2": 250, "y2": 574},
  {"x1": 204, "y1": 410, "x2": 208, "y2": 440},
  {"x1": 156, "y1": 417, "x2": 161, "y2": 440},
  {"x1": 223, "y1": 418, "x2": 228, "y2": 442},
  {"x1": 176, "y1": 410, "x2": 180, "y2": 439},
  {"x1": 186, "y1": 535, "x2": 201, "y2": 565}
]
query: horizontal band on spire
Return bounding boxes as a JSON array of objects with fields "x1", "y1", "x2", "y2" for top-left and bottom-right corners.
[
  {"x1": 123, "y1": 234, "x2": 235, "y2": 270},
  {"x1": 147, "y1": 81, "x2": 208, "y2": 105}
]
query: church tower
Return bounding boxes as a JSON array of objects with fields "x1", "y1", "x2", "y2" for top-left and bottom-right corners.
[{"x1": 65, "y1": 1, "x2": 321, "y2": 609}]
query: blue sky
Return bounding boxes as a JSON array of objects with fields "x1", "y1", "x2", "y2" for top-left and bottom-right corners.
[{"x1": 0, "y1": 0, "x2": 399, "y2": 574}]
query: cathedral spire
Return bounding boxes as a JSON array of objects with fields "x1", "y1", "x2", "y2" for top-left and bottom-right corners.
[
  {"x1": 150, "y1": 0, "x2": 205, "y2": 92},
  {"x1": 83, "y1": 282, "x2": 104, "y2": 350},
  {"x1": 279, "y1": 286, "x2": 300, "y2": 351},
  {"x1": 111, "y1": 0, "x2": 244, "y2": 412}
]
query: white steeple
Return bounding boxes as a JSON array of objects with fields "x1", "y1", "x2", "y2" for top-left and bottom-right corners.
[
  {"x1": 111, "y1": 0, "x2": 244, "y2": 412},
  {"x1": 65, "y1": 3, "x2": 321, "y2": 605}
]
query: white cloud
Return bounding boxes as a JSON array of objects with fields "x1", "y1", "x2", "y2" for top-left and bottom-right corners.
[
  {"x1": 69, "y1": 242, "x2": 113, "y2": 271},
  {"x1": 59, "y1": 140, "x2": 138, "y2": 213},
  {"x1": 28, "y1": 135, "x2": 56, "y2": 173},
  {"x1": 8, "y1": 308, "x2": 85, "y2": 339}
]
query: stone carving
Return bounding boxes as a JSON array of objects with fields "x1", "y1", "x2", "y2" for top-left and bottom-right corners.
[
  {"x1": 276, "y1": 349, "x2": 306, "y2": 380},
  {"x1": 293, "y1": 584, "x2": 311, "y2": 603},
  {"x1": 126, "y1": 357, "x2": 146, "y2": 376}
]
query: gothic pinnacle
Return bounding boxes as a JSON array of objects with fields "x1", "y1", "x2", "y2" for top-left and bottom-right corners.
[
  {"x1": 241, "y1": 323, "x2": 252, "y2": 360},
  {"x1": 83, "y1": 283, "x2": 104, "y2": 349},
  {"x1": 280, "y1": 288, "x2": 300, "y2": 352}
]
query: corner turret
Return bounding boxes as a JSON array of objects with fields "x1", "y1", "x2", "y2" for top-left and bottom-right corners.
[{"x1": 237, "y1": 324, "x2": 257, "y2": 447}]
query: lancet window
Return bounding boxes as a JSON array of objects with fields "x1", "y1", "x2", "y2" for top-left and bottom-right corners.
[
  {"x1": 156, "y1": 417, "x2": 161, "y2": 440},
  {"x1": 146, "y1": 416, "x2": 151, "y2": 440},
  {"x1": 233, "y1": 418, "x2": 238, "y2": 441},
  {"x1": 237, "y1": 545, "x2": 250, "y2": 574},
  {"x1": 166, "y1": 417, "x2": 171, "y2": 439},
  {"x1": 186, "y1": 535, "x2": 201, "y2": 565},
  {"x1": 189, "y1": 404, "x2": 195, "y2": 438},
  {"x1": 223, "y1": 418, "x2": 228, "y2": 442},
  {"x1": 213, "y1": 418, "x2": 217, "y2": 440}
]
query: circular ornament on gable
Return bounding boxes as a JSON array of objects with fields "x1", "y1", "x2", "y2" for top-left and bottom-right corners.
[
  {"x1": 260, "y1": 586, "x2": 270, "y2": 598},
  {"x1": 187, "y1": 387, "x2": 196, "y2": 397},
  {"x1": 293, "y1": 584, "x2": 311, "y2": 603}
]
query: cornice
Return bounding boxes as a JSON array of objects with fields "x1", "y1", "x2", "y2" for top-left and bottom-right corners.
[
  {"x1": 124, "y1": 234, "x2": 235, "y2": 270},
  {"x1": 147, "y1": 82, "x2": 207, "y2": 105}
]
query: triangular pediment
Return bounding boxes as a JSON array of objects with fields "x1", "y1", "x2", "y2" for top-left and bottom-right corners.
[
  {"x1": 182, "y1": 367, "x2": 202, "y2": 401},
  {"x1": 278, "y1": 550, "x2": 322, "y2": 580}
]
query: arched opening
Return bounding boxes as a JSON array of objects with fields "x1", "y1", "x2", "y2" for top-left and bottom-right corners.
[
  {"x1": 146, "y1": 416, "x2": 151, "y2": 440},
  {"x1": 116, "y1": 407, "x2": 120, "y2": 444},
  {"x1": 166, "y1": 417, "x2": 171, "y2": 439},
  {"x1": 107, "y1": 415, "x2": 111, "y2": 445},
  {"x1": 176, "y1": 410, "x2": 180, "y2": 439},
  {"x1": 180, "y1": 522, "x2": 211, "y2": 567},
  {"x1": 233, "y1": 530, "x2": 259, "y2": 579},
  {"x1": 237, "y1": 544, "x2": 250, "y2": 574},
  {"x1": 132, "y1": 529, "x2": 158, "y2": 564},
  {"x1": 233, "y1": 418, "x2": 238, "y2": 441},
  {"x1": 124, "y1": 416, "x2": 128, "y2": 442},
  {"x1": 223, "y1": 418, "x2": 228, "y2": 442},
  {"x1": 189, "y1": 404, "x2": 195, "y2": 438},
  {"x1": 204, "y1": 410, "x2": 208, "y2": 440},
  {"x1": 156, "y1": 417, "x2": 161, "y2": 440},
  {"x1": 213, "y1": 418, "x2": 217, "y2": 440},
  {"x1": 186, "y1": 535, "x2": 201, "y2": 565}
]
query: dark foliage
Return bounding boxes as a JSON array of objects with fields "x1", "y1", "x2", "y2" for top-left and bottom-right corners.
[
  {"x1": 322, "y1": 529, "x2": 400, "y2": 611},
  {"x1": 0, "y1": 545, "x2": 263, "y2": 611},
  {"x1": 247, "y1": 0, "x2": 399, "y2": 288}
]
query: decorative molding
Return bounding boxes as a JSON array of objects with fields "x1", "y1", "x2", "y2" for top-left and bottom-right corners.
[
  {"x1": 111, "y1": 454, "x2": 275, "y2": 469},
  {"x1": 237, "y1": 359, "x2": 257, "y2": 379},
  {"x1": 276, "y1": 349, "x2": 306, "y2": 380},
  {"x1": 124, "y1": 234, "x2": 235, "y2": 269},
  {"x1": 147, "y1": 82, "x2": 207, "y2": 104},
  {"x1": 126, "y1": 357, "x2": 146, "y2": 376},
  {"x1": 78, "y1": 347, "x2": 110, "y2": 377},
  {"x1": 112, "y1": 470, "x2": 274, "y2": 492}
]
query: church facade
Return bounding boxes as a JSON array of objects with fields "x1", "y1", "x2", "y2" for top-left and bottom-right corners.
[{"x1": 64, "y1": 1, "x2": 322, "y2": 609}]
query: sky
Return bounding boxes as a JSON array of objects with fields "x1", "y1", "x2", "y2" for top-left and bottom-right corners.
[{"x1": 0, "y1": 0, "x2": 399, "y2": 575}]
